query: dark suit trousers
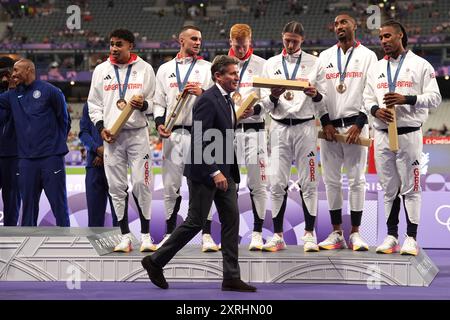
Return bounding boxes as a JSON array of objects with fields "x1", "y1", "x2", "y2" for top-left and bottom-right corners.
[{"x1": 151, "y1": 178, "x2": 240, "y2": 280}]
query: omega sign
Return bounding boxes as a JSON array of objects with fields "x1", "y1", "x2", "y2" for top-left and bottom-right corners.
[{"x1": 435, "y1": 205, "x2": 450, "y2": 232}]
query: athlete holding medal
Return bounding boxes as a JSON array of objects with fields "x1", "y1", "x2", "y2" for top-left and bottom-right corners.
[
  {"x1": 227, "y1": 24, "x2": 269, "y2": 251},
  {"x1": 88, "y1": 29, "x2": 157, "y2": 253},
  {"x1": 153, "y1": 25, "x2": 218, "y2": 252},
  {"x1": 314, "y1": 14, "x2": 377, "y2": 251},
  {"x1": 364, "y1": 21, "x2": 441, "y2": 255},
  {"x1": 259, "y1": 21, "x2": 324, "y2": 253}
]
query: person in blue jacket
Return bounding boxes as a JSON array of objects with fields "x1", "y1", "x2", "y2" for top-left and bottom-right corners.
[
  {"x1": 79, "y1": 102, "x2": 118, "y2": 227},
  {"x1": 0, "y1": 56, "x2": 21, "y2": 226},
  {"x1": 0, "y1": 59, "x2": 70, "y2": 226}
]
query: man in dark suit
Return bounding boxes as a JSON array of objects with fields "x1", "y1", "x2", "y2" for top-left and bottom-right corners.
[{"x1": 142, "y1": 55, "x2": 256, "y2": 292}]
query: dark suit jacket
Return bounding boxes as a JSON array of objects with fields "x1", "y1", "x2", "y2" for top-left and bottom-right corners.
[{"x1": 184, "y1": 85, "x2": 240, "y2": 186}]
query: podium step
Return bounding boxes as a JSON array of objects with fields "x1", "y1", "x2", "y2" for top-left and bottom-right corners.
[{"x1": 0, "y1": 228, "x2": 438, "y2": 286}]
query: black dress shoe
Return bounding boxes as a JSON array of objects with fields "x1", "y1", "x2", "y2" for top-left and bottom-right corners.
[
  {"x1": 141, "y1": 256, "x2": 168, "y2": 289},
  {"x1": 222, "y1": 279, "x2": 257, "y2": 292}
]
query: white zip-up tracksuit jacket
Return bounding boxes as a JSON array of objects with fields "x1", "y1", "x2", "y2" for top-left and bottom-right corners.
[{"x1": 89, "y1": 55, "x2": 154, "y2": 129}]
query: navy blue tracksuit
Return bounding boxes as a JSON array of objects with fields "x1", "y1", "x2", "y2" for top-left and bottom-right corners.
[
  {"x1": 0, "y1": 80, "x2": 70, "y2": 226},
  {"x1": 79, "y1": 103, "x2": 118, "y2": 227},
  {"x1": 0, "y1": 86, "x2": 20, "y2": 225}
]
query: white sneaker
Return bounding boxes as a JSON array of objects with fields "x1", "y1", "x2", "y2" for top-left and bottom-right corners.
[
  {"x1": 202, "y1": 233, "x2": 219, "y2": 252},
  {"x1": 262, "y1": 233, "x2": 286, "y2": 252},
  {"x1": 376, "y1": 235, "x2": 400, "y2": 254},
  {"x1": 248, "y1": 232, "x2": 264, "y2": 251},
  {"x1": 301, "y1": 233, "x2": 319, "y2": 252},
  {"x1": 156, "y1": 234, "x2": 171, "y2": 250},
  {"x1": 140, "y1": 233, "x2": 157, "y2": 252},
  {"x1": 114, "y1": 233, "x2": 132, "y2": 253},
  {"x1": 318, "y1": 231, "x2": 348, "y2": 250},
  {"x1": 400, "y1": 235, "x2": 419, "y2": 256},
  {"x1": 349, "y1": 232, "x2": 369, "y2": 251}
]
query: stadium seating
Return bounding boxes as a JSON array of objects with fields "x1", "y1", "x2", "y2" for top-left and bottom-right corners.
[{"x1": 4, "y1": 0, "x2": 449, "y2": 44}]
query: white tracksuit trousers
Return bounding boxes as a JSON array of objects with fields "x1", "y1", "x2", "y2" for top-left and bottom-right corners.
[
  {"x1": 320, "y1": 125, "x2": 369, "y2": 212},
  {"x1": 104, "y1": 127, "x2": 152, "y2": 221},
  {"x1": 235, "y1": 128, "x2": 268, "y2": 220},
  {"x1": 374, "y1": 129, "x2": 422, "y2": 224},
  {"x1": 269, "y1": 119, "x2": 318, "y2": 218}
]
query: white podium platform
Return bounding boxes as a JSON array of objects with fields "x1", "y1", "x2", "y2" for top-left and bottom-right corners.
[{"x1": 0, "y1": 228, "x2": 438, "y2": 286}]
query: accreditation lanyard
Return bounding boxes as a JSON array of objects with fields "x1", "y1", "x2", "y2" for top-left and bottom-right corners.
[
  {"x1": 176, "y1": 58, "x2": 197, "y2": 93},
  {"x1": 236, "y1": 56, "x2": 251, "y2": 93},
  {"x1": 387, "y1": 51, "x2": 407, "y2": 93},
  {"x1": 337, "y1": 43, "x2": 356, "y2": 84},
  {"x1": 282, "y1": 53, "x2": 302, "y2": 80},
  {"x1": 113, "y1": 64, "x2": 133, "y2": 100}
]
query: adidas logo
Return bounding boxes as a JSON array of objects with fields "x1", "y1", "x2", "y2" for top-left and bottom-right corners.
[
  {"x1": 168, "y1": 73, "x2": 176, "y2": 78},
  {"x1": 274, "y1": 69, "x2": 282, "y2": 75},
  {"x1": 412, "y1": 160, "x2": 420, "y2": 166},
  {"x1": 104, "y1": 75, "x2": 112, "y2": 80},
  {"x1": 143, "y1": 154, "x2": 150, "y2": 160},
  {"x1": 326, "y1": 63, "x2": 334, "y2": 68},
  {"x1": 378, "y1": 73, "x2": 385, "y2": 79},
  {"x1": 307, "y1": 151, "x2": 315, "y2": 157}
]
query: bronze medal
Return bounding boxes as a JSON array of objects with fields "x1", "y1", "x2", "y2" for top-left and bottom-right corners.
[
  {"x1": 336, "y1": 83, "x2": 346, "y2": 94},
  {"x1": 284, "y1": 90, "x2": 294, "y2": 101},
  {"x1": 116, "y1": 98, "x2": 127, "y2": 110},
  {"x1": 232, "y1": 92, "x2": 242, "y2": 104}
]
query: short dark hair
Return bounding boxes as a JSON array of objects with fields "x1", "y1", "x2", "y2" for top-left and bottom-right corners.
[
  {"x1": 179, "y1": 25, "x2": 202, "y2": 35},
  {"x1": 282, "y1": 21, "x2": 304, "y2": 37},
  {"x1": 211, "y1": 55, "x2": 239, "y2": 81},
  {"x1": 0, "y1": 56, "x2": 15, "y2": 71},
  {"x1": 335, "y1": 13, "x2": 356, "y2": 25},
  {"x1": 381, "y1": 20, "x2": 408, "y2": 48},
  {"x1": 109, "y1": 29, "x2": 135, "y2": 44}
]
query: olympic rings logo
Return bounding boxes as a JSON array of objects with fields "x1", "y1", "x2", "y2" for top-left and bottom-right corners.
[{"x1": 435, "y1": 205, "x2": 450, "y2": 232}]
